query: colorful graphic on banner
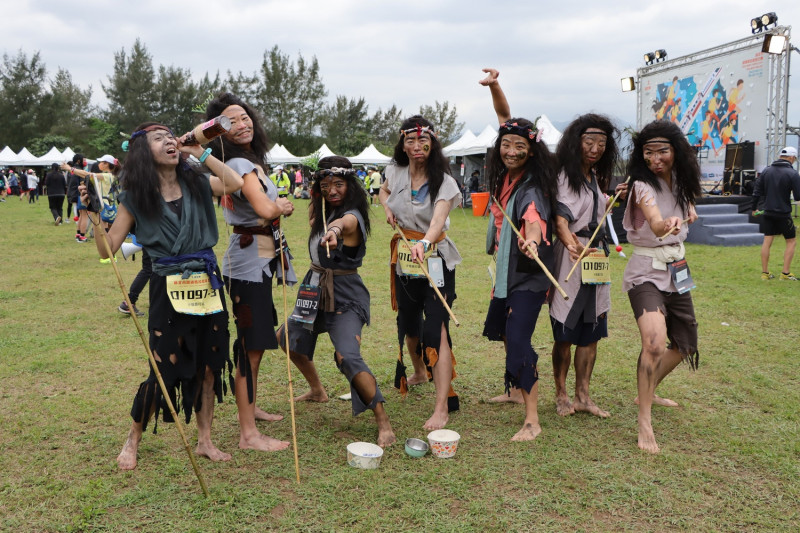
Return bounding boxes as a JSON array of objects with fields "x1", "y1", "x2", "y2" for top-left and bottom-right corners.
[{"x1": 639, "y1": 43, "x2": 768, "y2": 180}]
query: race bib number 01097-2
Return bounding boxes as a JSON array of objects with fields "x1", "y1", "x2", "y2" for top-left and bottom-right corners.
[{"x1": 166, "y1": 272, "x2": 223, "y2": 315}]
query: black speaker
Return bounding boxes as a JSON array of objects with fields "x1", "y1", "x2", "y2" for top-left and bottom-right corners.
[{"x1": 724, "y1": 142, "x2": 755, "y2": 171}]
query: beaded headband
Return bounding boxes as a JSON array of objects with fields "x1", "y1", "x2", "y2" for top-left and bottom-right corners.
[
  {"x1": 399, "y1": 124, "x2": 437, "y2": 140},
  {"x1": 499, "y1": 121, "x2": 543, "y2": 143},
  {"x1": 313, "y1": 167, "x2": 357, "y2": 180}
]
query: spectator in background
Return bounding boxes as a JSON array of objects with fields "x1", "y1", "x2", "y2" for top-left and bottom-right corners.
[
  {"x1": 753, "y1": 146, "x2": 800, "y2": 281},
  {"x1": 45, "y1": 163, "x2": 67, "y2": 224},
  {"x1": 27, "y1": 170, "x2": 39, "y2": 204},
  {"x1": 8, "y1": 170, "x2": 20, "y2": 198}
]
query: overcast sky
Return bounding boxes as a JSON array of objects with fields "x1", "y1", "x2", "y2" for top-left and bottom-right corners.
[{"x1": 3, "y1": 0, "x2": 799, "y2": 138}]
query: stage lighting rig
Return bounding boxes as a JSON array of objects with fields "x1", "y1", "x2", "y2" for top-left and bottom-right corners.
[
  {"x1": 751, "y1": 12, "x2": 778, "y2": 33},
  {"x1": 643, "y1": 52, "x2": 655, "y2": 65},
  {"x1": 654, "y1": 49, "x2": 668, "y2": 61},
  {"x1": 762, "y1": 34, "x2": 787, "y2": 55}
]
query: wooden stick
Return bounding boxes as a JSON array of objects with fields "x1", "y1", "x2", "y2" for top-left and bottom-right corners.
[
  {"x1": 395, "y1": 227, "x2": 460, "y2": 327},
  {"x1": 321, "y1": 199, "x2": 330, "y2": 258},
  {"x1": 490, "y1": 196, "x2": 569, "y2": 300},
  {"x1": 88, "y1": 212, "x2": 210, "y2": 498},
  {"x1": 657, "y1": 218, "x2": 691, "y2": 241},
  {"x1": 565, "y1": 176, "x2": 631, "y2": 282},
  {"x1": 277, "y1": 226, "x2": 301, "y2": 484}
]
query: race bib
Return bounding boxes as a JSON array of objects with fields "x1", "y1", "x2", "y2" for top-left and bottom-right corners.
[
  {"x1": 668, "y1": 258, "x2": 696, "y2": 294},
  {"x1": 289, "y1": 284, "x2": 321, "y2": 329},
  {"x1": 581, "y1": 252, "x2": 611, "y2": 285},
  {"x1": 166, "y1": 272, "x2": 223, "y2": 315},
  {"x1": 398, "y1": 240, "x2": 436, "y2": 277}
]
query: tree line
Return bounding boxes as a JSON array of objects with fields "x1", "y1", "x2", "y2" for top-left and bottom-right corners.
[{"x1": 0, "y1": 40, "x2": 464, "y2": 158}]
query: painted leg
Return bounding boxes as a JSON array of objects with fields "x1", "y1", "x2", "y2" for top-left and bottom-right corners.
[
  {"x1": 117, "y1": 422, "x2": 143, "y2": 471},
  {"x1": 511, "y1": 381, "x2": 542, "y2": 442},
  {"x1": 278, "y1": 327, "x2": 328, "y2": 402},
  {"x1": 423, "y1": 324, "x2": 452, "y2": 431},
  {"x1": 573, "y1": 342, "x2": 609, "y2": 418},
  {"x1": 237, "y1": 350, "x2": 289, "y2": 452},
  {"x1": 405, "y1": 335, "x2": 428, "y2": 386},
  {"x1": 552, "y1": 341, "x2": 575, "y2": 416},
  {"x1": 195, "y1": 367, "x2": 231, "y2": 462},
  {"x1": 351, "y1": 370, "x2": 396, "y2": 448}
]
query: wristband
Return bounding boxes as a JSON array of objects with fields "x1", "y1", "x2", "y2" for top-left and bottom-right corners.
[
  {"x1": 419, "y1": 239, "x2": 431, "y2": 252},
  {"x1": 198, "y1": 148, "x2": 212, "y2": 164}
]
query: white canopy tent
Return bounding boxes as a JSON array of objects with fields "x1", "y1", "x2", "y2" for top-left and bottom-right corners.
[
  {"x1": 61, "y1": 147, "x2": 76, "y2": 163},
  {"x1": 442, "y1": 130, "x2": 479, "y2": 157},
  {"x1": 0, "y1": 146, "x2": 21, "y2": 166},
  {"x1": 15, "y1": 148, "x2": 37, "y2": 167},
  {"x1": 348, "y1": 144, "x2": 391, "y2": 166},
  {"x1": 36, "y1": 147, "x2": 67, "y2": 165},
  {"x1": 444, "y1": 117, "x2": 562, "y2": 158},
  {"x1": 266, "y1": 144, "x2": 300, "y2": 165}
]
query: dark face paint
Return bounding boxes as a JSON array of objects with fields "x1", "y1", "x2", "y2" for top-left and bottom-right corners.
[{"x1": 422, "y1": 144, "x2": 430, "y2": 152}]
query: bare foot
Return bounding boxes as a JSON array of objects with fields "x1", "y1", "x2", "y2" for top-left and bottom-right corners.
[
  {"x1": 196, "y1": 442, "x2": 232, "y2": 462},
  {"x1": 637, "y1": 421, "x2": 660, "y2": 454},
  {"x1": 423, "y1": 409, "x2": 449, "y2": 431},
  {"x1": 254, "y1": 407, "x2": 284, "y2": 422},
  {"x1": 634, "y1": 394, "x2": 678, "y2": 407},
  {"x1": 294, "y1": 389, "x2": 329, "y2": 402},
  {"x1": 573, "y1": 398, "x2": 610, "y2": 418},
  {"x1": 239, "y1": 432, "x2": 290, "y2": 452},
  {"x1": 377, "y1": 426, "x2": 396, "y2": 448},
  {"x1": 406, "y1": 372, "x2": 429, "y2": 386},
  {"x1": 555, "y1": 394, "x2": 575, "y2": 416},
  {"x1": 116, "y1": 433, "x2": 141, "y2": 471},
  {"x1": 488, "y1": 388, "x2": 524, "y2": 404},
  {"x1": 511, "y1": 422, "x2": 542, "y2": 442}
]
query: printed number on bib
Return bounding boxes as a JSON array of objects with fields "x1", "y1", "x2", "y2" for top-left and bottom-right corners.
[
  {"x1": 581, "y1": 252, "x2": 611, "y2": 285},
  {"x1": 398, "y1": 239, "x2": 437, "y2": 277},
  {"x1": 166, "y1": 272, "x2": 223, "y2": 315},
  {"x1": 289, "y1": 284, "x2": 321, "y2": 329}
]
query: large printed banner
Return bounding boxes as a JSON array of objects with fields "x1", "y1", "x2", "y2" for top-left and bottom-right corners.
[{"x1": 638, "y1": 43, "x2": 768, "y2": 179}]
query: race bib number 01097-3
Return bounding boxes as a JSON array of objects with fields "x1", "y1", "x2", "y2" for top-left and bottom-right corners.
[{"x1": 166, "y1": 272, "x2": 223, "y2": 315}]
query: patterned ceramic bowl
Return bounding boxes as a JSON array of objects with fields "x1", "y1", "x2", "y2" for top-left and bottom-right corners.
[
  {"x1": 404, "y1": 438, "x2": 429, "y2": 458},
  {"x1": 427, "y1": 429, "x2": 461, "y2": 458},
  {"x1": 346, "y1": 441, "x2": 384, "y2": 469}
]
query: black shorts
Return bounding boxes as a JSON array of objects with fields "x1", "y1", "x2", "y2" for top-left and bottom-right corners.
[
  {"x1": 762, "y1": 214, "x2": 796, "y2": 239},
  {"x1": 627, "y1": 282, "x2": 698, "y2": 361},
  {"x1": 551, "y1": 314, "x2": 608, "y2": 346},
  {"x1": 225, "y1": 272, "x2": 279, "y2": 352}
]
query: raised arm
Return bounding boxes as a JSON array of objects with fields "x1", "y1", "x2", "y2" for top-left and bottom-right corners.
[{"x1": 479, "y1": 68, "x2": 512, "y2": 124}]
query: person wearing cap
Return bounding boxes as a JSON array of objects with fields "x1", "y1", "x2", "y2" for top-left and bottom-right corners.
[
  {"x1": 26, "y1": 170, "x2": 39, "y2": 204},
  {"x1": 269, "y1": 164, "x2": 291, "y2": 198},
  {"x1": 62, "y1": 154, "x2": 120, "y2": 234},
  {"x1": 752, "y1": 146, "x2": 800, "y2": 281}
]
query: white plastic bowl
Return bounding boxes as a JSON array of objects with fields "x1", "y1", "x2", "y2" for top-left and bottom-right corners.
[
  {"x1": 346, "y1": 441, "x2": 384, "y2": 469},
  {"x1": 427, "y1": 429, "x2": 461, "y2": 458}
]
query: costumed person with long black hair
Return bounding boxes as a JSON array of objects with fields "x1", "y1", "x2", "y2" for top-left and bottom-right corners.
[
  {"x1": 380, "y1": 115, "x2": 462, "y2": 431},
  {"x1": 205, "y1": 92, "x2": 295, "y2": 453},
  {"x1": 80, "y1": 122, "x2": 244, "y2": 470},
  {"x1": 480, "y1": 70, "x2": 558, "y2": 441},
  {"x1": 548, "y1": 114, "x2": 625, "y2": 418},
  {"x1": 278, "y1": 156, "x2": 396, "y2": 447},
  {"x1": 623, "y1": 120, "x2": 700, "y2": 453}
]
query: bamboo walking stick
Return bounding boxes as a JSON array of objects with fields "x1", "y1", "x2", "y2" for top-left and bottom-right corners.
[
  {"x1": 657, "y1": 218, "x2": 691, "y2": 241},
  {"x1": 88, "y1": 211, "x2": 210, "y2": 498},
  {"x1": 321, "y1": 199, "x2": 330, "y2": 258},
  {"x1": 395, "y1": 226, "x2": 460, "y2": 326},
  {"x1": 491, "y1": 196, "x2": 569, "y2": 300},
  {"x1": 278, "y1": 226, "x2": 301, "y2": 483},
  {"x1": 565, "y1": 176, "x2": 631, "y2": 282}
]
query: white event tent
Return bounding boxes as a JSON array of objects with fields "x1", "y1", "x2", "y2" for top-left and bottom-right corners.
[
  {"x1": 0, "y1": 146, "x2": 21, "y2": 166},
  {"x1": 266, "y1": 144, "x2": 300, "y2": 165},
  {"x1": 348, "y1": 144, "x2": 391, "y2": 166},
  {"x1": 1, "y1": 146, "x2": 80, "y2": 167},
  {"x1": 36, "y1": 147, "x2": 67, "y2": 165}
]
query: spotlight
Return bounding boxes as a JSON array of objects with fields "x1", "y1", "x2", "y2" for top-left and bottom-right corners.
[
  {"x1": 621, "y1": 77, "x2": 636, "y2": 92},
  {"x1": 751, "y1": 17, "x2": 763, "y2": 34},
  {"x1": 761, "y1": 12, "x2": 778, "y2": 29},
  {"x1": 644, "y1": 52, "x2": 655, "y2": 65},
  {"x1": 654, "y1": 49, "x2": 668, "y2": 61},
  {"x1": 762, "y1": 34, "x2": 787, "y2": 55}
]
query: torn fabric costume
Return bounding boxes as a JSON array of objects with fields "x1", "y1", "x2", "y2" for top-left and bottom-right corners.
[
  {"x1": 118, "y1": 174, "x2": 230, "y2": 432},
  {"x1": 622, "y1": 179, "x2": 698, "y2": 367},
  {"x1": 384, "y1": 164, "x2": 462, "y2": 411},
  {"x1": 482, "y1": 174, "x2": 554, "y2": 393},
  {"x1": 281, "y1": 209, "x2": 382, "y2": 416},
  {"x1": 550, "y1": 170, "x2": 610, "y2": 344},
  {"x1": 221, "y1": 158, "x2": 296, "y2": 404}
]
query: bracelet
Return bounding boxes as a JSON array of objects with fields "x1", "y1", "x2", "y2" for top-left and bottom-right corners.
[
  {"x1": 327, "y1": 226, "x2": 342, "y2": 238},
  {"x1": 198, "y1": 148, "x2": 212, "y2": 164},
  {"x1": 419, "y1": 239, "x2": 431, "y2": 252}
]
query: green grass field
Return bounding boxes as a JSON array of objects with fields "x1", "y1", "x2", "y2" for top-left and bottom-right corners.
[{"x1": 1, "y1": 194, "x2": 798, "y2": 532}]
